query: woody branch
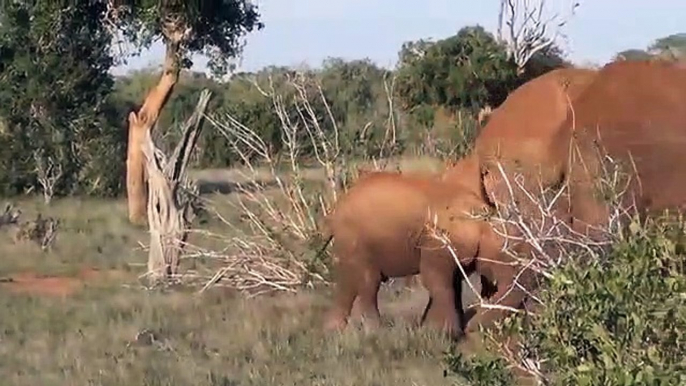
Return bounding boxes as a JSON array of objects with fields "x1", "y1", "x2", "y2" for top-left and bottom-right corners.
[{"x1": 499, "y1": 0, "x2": 580, "y2": 71}]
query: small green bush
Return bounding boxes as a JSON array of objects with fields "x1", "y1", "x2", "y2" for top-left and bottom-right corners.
[
  {"x1": 447, "y1": 216, "x2": 686, "y2": 385},
  {"x1": 446, "y1": 351, "x2": 516, "y2": 385}
]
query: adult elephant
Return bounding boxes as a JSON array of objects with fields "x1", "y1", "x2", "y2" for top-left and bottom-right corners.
[
  {"x1": 321, "y1": 67, "x2": 598, "y2": 338},
  {"x1": 442, "y1": 66, "x2": 598, "y2": 191},
  {"x1": 430, "y1": 59, "x2": 686, "y2": 335}
]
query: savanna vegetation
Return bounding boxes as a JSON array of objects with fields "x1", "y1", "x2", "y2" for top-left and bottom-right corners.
[{"x1": 0, "y1": 0, "x2": 685, "y2": 385}]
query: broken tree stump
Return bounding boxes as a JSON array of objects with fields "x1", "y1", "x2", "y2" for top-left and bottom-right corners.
[{"x1": 142, "y1": 89, "x2": 212, "y2": 284}]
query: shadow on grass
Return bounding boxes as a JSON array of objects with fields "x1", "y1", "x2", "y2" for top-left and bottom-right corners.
[{"x1": 196, "y1": 178, "x2": 280, "y2": 195}]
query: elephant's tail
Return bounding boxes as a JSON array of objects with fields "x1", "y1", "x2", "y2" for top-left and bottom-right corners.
[
  {"x1": 315, "y1": 233, "x2": 334, "y2": 258},
  {"x1": 315, "y1": 213, "x2": 336, "y2": 256}
]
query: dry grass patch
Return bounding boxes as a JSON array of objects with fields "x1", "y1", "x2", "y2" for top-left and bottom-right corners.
[{"x1": 0, "y1": 195, "x2": 474, "y2": 386}]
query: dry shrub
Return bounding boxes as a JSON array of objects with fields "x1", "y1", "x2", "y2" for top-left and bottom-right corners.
[
  {"x1": 13, "y1": 213, "x2": 59, "y2": 251},
  {"x1": 187, "y1": 72, "x2": 398, "y2": 296},
  {"x1": 0, "y1": 203, "x2": 21, "y2": 229}
]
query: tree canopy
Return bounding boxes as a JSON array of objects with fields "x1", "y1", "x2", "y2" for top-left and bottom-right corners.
[
  {"x1": 394, "y1": 25, "x2": 566, "y2": 115},
  {"x1": 0, "y1": 4, "x2": 586, "y2": 201},
  {"x1": 614, "y1": 32, "x2": 686, "y2": 62},
  {"x1": 649, "y1": 33, "x2": 686, "y2": 57},
  {"x1": 109, "y1": 0, "x2": 263, "y2": 75},
  {"x1": 0, "y1": 1, "x2": 124, "y2": 196},
  {"x1": 0, "y1": 0, "x2": 264, "y2": 199}
]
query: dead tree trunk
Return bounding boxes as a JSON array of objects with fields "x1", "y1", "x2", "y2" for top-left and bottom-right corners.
[
  {"x1": 142, "y1": 89, "x2": 212, "y2": 284},
  {"x1": 126, "y1": 40, "x2": 181, "y2": 225}
]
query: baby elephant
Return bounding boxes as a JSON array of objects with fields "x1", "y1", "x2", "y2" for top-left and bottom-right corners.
[{"x1": 321, "y1": 170, "x2": 493, "y2": 338}]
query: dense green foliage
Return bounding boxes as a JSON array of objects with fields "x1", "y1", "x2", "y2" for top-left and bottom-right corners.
[
  {"x1": 112, "y1": 27, "x2": 567, "y2": 170},
  {"x1": 394, "y1": 26, "x2": 566, "y2": 125},
  {"x1": 447, "y1": 216, "x2": 686, "y2": 385},
  {"x1": 614, "y1": 33, "x2": 686, "y2": 62},
  {"x1": 111, "y1": 0, "x2": 263, "y2": 75},
  {"x1": 0, "y1": 0, "x2": 569, "y2": 200},
  {"x1": 0, "y1": 0, "x2": 262, "y2": 198},
  {"x1": 0, "y1": 1, "x2": 124, "y2": 196}
]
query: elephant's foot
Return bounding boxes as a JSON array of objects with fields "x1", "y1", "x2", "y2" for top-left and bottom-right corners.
[
  {"x1": 464, "y1": 308, "x2": 492, "y2": 333},
  {"x1": 429, "y1": 321, "x2": 465, "y2": 341},
  {"x1": 358, "y1": 313, "x2": 382, "y2": 332},
  {"x1": 464, "y1": 307, "x2": 511, "y2": 333},
  {"x1": 442, "y1": 320, "x2": 465, "y2": 341},
  {"x1": 454, "y1": 331, "x2": 483, "y2": 354},
  {"x1": 422, "y1": 298, "x2": 464, "y2": 340},
  {"x1": 323, "y1": 309, "x2": 349, "y2": 332}
]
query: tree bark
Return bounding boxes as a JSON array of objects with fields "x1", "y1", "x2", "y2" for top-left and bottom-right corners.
[
  {"x1": 143, "y1": 89, "x2": 212, "y2": 284},
  {"x1": 126, "y1": 40, "x2": 181, "y2": 225}
]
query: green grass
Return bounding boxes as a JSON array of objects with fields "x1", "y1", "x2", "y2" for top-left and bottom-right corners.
[{"x1": 0, "y1": 194, "x2": 470, "y2": 386}]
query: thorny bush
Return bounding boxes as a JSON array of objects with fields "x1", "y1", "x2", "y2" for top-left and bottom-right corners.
[{"x1": 447, "y1": 215, "x2": 686, "y2": 385}]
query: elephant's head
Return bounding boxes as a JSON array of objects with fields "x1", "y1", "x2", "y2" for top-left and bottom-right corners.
[
  {"x1": 431, "y1": 155, "x2": 564, "y2": 268},
  {"x1": 424, "y1": 181, "x2": 496, "y2": 267}
]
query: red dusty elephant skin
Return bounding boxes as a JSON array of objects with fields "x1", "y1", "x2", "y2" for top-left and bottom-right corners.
[
  {"x1": 320, "y1": 67, "x2": 600, "y2": 339},
  {"x1": 321, "y1": 170, "x2": 491, "y2": 338},
  {"x1": 433, "y1": 60, "x2": 686, "y2": 335}
]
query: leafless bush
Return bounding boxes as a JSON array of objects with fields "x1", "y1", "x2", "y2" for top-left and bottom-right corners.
[
  {"x1": 14, "y1": 213, "x2": 59, "y2": 251},
  {"x1": 33, "y1": 149, "x2": 63, "y2": 205},
  {"x1": 497, "y1": 0, "x2": 580, "y2": 72},
  {"x1": 0, "y1": 203, "x2": 21, "y2": 229},
  {"x1": 187, "y1": 73, "x2": 342, "y2": 295},
  {"x1": 481, "y1": 145, "x2": 640, "y2": 381},
  {"x1": 184, "y1": 72, "x2": 401, "y2": 296}
]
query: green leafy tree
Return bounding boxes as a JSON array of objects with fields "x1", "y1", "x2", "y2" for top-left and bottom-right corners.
[
  {"x1": 614, "y1": 48, "x2": 653, "y2": 62},
  {"x1": 106, "y1": 0, "x2": 263, "y2": 224},
  {"x1": 614, "y1": 33, "x2": 686, "y2": 62},
  {"x1": 318, "y1": 58, "x2": 395, "y2": 157},
  {"x1": 649, "y1": 33, "x2": 686, "y2": 58},
  {"x1": 0, "y1": 1, "x2": 123, "y2": 197},
  {"x1": 197, "y1": 60, "x2": 396, "y2": 168},
  {"x1": 395, "y1": 25, "x2": 565, "y2": 120}
]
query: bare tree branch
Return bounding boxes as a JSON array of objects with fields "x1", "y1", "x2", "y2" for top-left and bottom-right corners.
[
  {"x1": 193, "y1": 74, "x2": 338, "y2": 295},
  {"x1": 0, "y1": 203, "x2": 21, "y2": 229},
  {"x1": 498, "y1": 0, "x2": 580, "y2": 72},
  {"x1": 33, "y1": 149, "x2": 63, "y2": 205}
]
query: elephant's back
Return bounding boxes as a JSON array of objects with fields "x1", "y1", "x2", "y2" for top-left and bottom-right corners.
[
  {"x1": 567, "y1": 60, "x2": 686, "y2": 212},
  {"x1": 328, "y1": 172, "x2": 442, "y2": 245},
  {"x1": 474, "y1": 67, "x2": 598, "y2": 170}
]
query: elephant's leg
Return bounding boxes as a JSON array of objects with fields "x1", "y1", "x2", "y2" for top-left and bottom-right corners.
[
  {"x1": 568, "y1": 171, "x2": 611, "y2": 239},
  {"x1": 479, "y1": 274, "x2": 498, "y2": 299},
  {"x1": 323, "y1": 261, "x2": 359, "y2": 332},
  {"x1": 419, "y1": 253, "x2": 463, "y2": 339},
  {"x1": 355, "y1": 267, "x2": 383, "y2": 330},
  {"x1": 464, "y1": 261, "x2": 535, "y2": 333}
]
